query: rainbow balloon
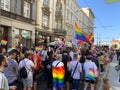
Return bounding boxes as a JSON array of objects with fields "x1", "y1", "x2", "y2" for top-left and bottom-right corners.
[
  {"x1": 52, "y1": 61, "x2": 65, "y2": 90},
  {"x1": 86, "y1": 68, "x2": 95, "y2": 81}
]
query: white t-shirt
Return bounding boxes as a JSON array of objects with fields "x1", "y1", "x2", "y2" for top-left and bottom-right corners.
[
  {"x1": 0, "y1": 72, "x2": 9, "y2": 90},
  {"x1": 52, "y1": 61, "x2": 64, "y2": 67},
  {"x1": 41, "y1": 50, "x2": 48, "y2": 61},
  {"x1": 69, "y1": 51, "x2": 74, "y2": 60},
  {"x1": 83, "y1": 60, "x2": 97, "y2": 80},
  {"x1": 69, "y1": 60, "x2": 82, "y2": 79},
  {"x1": 19, "y1": 58, "x2": 34, "y2": 79}
]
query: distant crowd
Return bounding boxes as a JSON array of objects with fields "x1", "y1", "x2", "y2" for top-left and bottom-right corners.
[{"x1": 0, "y1": 45, "x2": 115, "y2": 90}]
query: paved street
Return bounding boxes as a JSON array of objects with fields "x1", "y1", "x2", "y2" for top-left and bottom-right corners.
[
  {"x1": 98, "y1": 54, "x2": 120, "y2": 90},
  {"x1": 108, "y1": 55, "x2": 120, "y2": 90}
]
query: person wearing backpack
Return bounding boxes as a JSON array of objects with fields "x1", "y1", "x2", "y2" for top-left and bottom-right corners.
[
  {"x1": 69, "y1": 54, "x2": 82, "y2": 90},
  {"x1": 83, "y1": 55, "x2": 98, "y2": 90},
  {"x1": 19, "y1": 51, "x2": 37, "y2": 90}
]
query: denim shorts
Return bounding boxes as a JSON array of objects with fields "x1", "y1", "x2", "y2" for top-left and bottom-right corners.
[{"x1": 72, "y1": 79, "x2": 80, "y2": 90}]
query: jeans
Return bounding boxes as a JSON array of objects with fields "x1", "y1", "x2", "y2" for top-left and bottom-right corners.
[
  {"x1": 72, "y1": 79, "x2": 80, "y2": 90},
  {"x1": 100, "y1": 64, "x2": 104, "y2": 72}
]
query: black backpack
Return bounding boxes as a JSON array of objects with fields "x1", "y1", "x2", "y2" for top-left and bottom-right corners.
[{"x1": 19, "y1": 60, "x2": 29, "y2": 79}]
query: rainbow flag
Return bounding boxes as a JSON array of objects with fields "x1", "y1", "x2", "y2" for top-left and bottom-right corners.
[
  {"x1": 74, "y1": 23, "x2": 86, "y2": 42},
  {"x1": 1, "y1": 40, "x2": 7, "y2": 45},
  {"x1": 52, "y1": 62, "x2": 65, "y2": 90},
  {"x1": 35, "y1": 46, "x2": 41, "y2": 51},
  {"x1": 89, "y1": 33, "x2": 94, "y2": 43},
  {"x1": 86, "y1": 68, "x2": 95, "y2": 81}
]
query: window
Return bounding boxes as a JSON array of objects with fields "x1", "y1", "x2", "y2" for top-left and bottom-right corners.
[
  {"x1": 44, "y1": 0, "x2": 49, "y2": 7},
  {"x1": 42, "y1": 14, "x2": 49, "y2": 27},
  {"x1": 23, "y1": 1, "x2": 30, "y2": 18},
  {"x1": 1, "y1": 0, "x2": 10, "y2": 11}
]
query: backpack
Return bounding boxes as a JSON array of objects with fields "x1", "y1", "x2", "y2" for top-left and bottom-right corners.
[{"x1": 19, "y1": 60, "x2": 29, "y2": 79}]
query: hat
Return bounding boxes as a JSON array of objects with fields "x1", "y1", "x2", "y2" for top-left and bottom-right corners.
[
  {"x1": 55, "y1": 54, "x2": 62, "y2": 61},
  {"x1": 7, "y1": 48, "x2": 17, "y2": 54}
]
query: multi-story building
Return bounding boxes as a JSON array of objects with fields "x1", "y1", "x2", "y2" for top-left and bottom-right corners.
[
  {"x1": 65, "y1": 0, "x2": 95, "y2": 41},
  {"x1": 36, "y1": 0, "x2": 66, "y2": 46},
  {"x1": 0, "y1": 0, "x2": 36, "y2": 48},
  {"x1": 52, "y1": 0, "x2": 66, "y2": 41}
]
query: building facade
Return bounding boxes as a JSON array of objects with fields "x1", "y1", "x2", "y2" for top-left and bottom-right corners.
[
  {"x1": 52, "y1": 0, "x2": 66, "y2": 41},
  {"x1": 65, "y1": 0, "x2": 95, "y2": 41},
  {"x1": 36, "y1": 0, "x2": 66, "y2": 46},
  {"x1": 0, "y1": 0, "x2": 36, "y2": 48}
]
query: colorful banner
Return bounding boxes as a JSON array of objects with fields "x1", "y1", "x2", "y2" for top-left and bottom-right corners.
[
  {"x1": 37, "y1": 39, "x2": 44, "y2": 45},
  {"x1": 1, "y1": 40, "x2": 8, "y2": 45},
  {"x1": 35, "y1": 46, "x2": 42, "y2": 51}
]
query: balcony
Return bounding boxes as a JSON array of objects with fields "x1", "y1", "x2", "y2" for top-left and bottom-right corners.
[
  {"x1": 53, "y1": 28, "x2": 67, "y2": 36},
  {"x1": 0, "y1": 9, "x2": 35, "y2": 24}
]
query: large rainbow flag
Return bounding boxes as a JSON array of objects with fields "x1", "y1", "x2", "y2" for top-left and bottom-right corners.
[
  {"x1": 89, "y1": 33, "x2": 94, "y2": 43},
  {"x1": 74, "y1": 23, "x2": 86, "y2": 42},
  {"x1": 52, "y1": 61, "x2": 65, "y2": 90}
]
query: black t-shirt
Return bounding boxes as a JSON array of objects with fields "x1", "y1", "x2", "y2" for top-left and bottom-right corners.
[{"x1": 80, "y1": 55, "x2": 85, "y2": 63}]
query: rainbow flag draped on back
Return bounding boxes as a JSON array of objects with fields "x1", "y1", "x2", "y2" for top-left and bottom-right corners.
[
  {"x1": 52, "y1": 61, "x2": 65, "y2": 90},
  {"x1": 74, "y1": 23, "x2": 86, "y2": 42},
  {"x1": 89, "y1": 33, "x2": 94, "y2": 43},
  {"x1": 86, "y1": 68, "x2": 95, "y2": 81}
]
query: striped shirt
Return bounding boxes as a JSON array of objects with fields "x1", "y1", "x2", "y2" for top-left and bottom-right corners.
[{"x1": 0, "y1": 72, "x2": 9, "y2": 90}]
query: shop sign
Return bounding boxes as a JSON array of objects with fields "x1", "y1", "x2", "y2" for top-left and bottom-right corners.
[{"x1": 21, "y1": 30, "x2": 29, "y2": 38}]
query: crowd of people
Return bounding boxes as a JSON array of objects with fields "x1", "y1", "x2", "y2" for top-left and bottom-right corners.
[{"x1": 0, "y1": 45, "x2": 113, "y2": 90}]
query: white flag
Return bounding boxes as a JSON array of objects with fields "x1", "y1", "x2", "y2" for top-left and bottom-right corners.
[{"x1": 72, "y1": 30, "x2": 77, "y2": 46}]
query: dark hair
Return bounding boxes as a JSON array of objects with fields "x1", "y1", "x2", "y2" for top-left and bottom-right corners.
[
  {"x1": 47, "y1": 50, "x2": 54, "y2": 58},
  {"x1": 0, "y1": 55, "x2": 5, "y2": 66},
  {"x1": 24, "y1": 51, "x2": 31, "y2": 58},
  {"x1": 86, "y1": 55, "x2": 93, "y2": 60},
  {"x1": 22, "y1": 47, "x2": 29, "y2": 54},
  {"x1": 8, "y1": 49, "x2": 17, "y2": 55}
]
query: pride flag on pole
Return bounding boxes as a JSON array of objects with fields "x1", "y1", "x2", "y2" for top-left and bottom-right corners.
[
  {"x1": 74, "y1": 23, "x2": 86, "y2": 42},
  {"x1": 89, "y1": 33, "x2": 94, "y2": 43}
]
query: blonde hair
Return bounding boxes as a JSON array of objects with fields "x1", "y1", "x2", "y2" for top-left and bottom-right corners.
[{"x1": 55, "y1": 54, "x2": 62, "y2": 61}]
